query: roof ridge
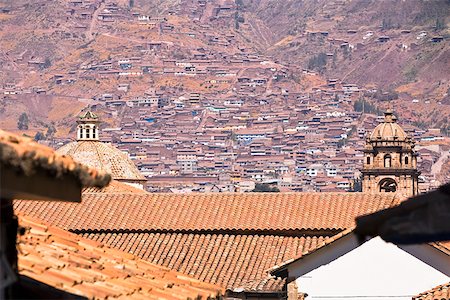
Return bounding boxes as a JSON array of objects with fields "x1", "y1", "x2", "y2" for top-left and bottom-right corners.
[
  {"x1": 15, "y1": 193, "x2": 399, "y2": 232},
  {"x1": 70, "y1": 228, "x2": 341, "y2": 236}
]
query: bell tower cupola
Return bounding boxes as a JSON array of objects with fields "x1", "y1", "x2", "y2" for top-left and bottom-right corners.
[
  {"x1": 362, "y1": 110, "x2": 420, "y2": 196},
  {"x1": 77, "y1": 110, "x2": 100, "y2": 141}
]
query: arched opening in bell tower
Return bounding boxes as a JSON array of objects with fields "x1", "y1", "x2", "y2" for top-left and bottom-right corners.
[{"x1": 379, "y1": 178, "x2": 397, "y2": 193}]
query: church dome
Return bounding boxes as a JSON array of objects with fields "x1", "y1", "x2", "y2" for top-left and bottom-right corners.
[
  {"x1": 369, "y1": 110, "x2": 408, "y2": 141},
  {"x1": 57, "y1": 141, "x2": 146, "y2": 183},
  {"x1": 57, "y1": 110, "x2": 146, "y2": 185}
]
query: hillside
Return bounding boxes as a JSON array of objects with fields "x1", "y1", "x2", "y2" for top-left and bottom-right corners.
[
  {"x1": 237, "y1": 0, "x2": 450, "y2": 126},
  {"x1": 0, "y1": 0, "x2": 449, "y2": 135}
]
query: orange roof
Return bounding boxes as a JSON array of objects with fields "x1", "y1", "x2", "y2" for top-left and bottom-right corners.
[
  {"x1": 17, "y1": 214, "x2": 224, "y2": 299},
  {"x1": 82, "y1": 232, "x2": 325, "y2": 289},
  {"x1": 413, "y1": 281, "x2": 450, "y2": 300},
  {"x1": 14, "y1": 192, "x2": 400, "y2": 292},
  {"x1": 83, "y1": 180, "x2": 148, "y2": 194},
  {"x1": 269, "y1": 227, "x2": 355, "y2": 275},
  {"x1": 0, "y1": 129, "x2": 110, "y2": 188},
  {"x1": 14, "y1": 193, "x2": 400, "y2": 232},
  {"x1": 232, "y1": 276, "x2": 286, "y2": 293}
]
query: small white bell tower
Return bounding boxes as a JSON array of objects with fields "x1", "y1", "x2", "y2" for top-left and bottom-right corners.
[{"x1": 77, "y1": 110, "x2": 100, "y2": 141}]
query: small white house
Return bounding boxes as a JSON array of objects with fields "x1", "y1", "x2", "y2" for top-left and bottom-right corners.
[{"x1": 271, "y1": 230, "x2": 450, "y2": 300}]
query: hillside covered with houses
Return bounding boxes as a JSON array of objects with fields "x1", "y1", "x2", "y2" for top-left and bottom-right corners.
[{"x1": 0, "y1": 0, "x2": 449, "y2": 193}]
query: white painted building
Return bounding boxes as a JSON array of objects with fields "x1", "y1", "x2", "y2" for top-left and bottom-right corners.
[{"x1": 271, "y1": 231, "x2": 450, "y2": 300}]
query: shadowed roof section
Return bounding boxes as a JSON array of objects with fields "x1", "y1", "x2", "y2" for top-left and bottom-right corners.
[
  {"x1": 228, "y1": 276, "x2": 286, "y2": 296},
  {"x1": 17, "y1": 214, "x2": 224, "y2": 299},
  {"x1": 15, "y1": 192, "x2": 400, "y2": 232},
  {"x1": 0, "y1": 129, "x2": 111, "y2": 201},
  {"x1": 355, "y1": 183, "x2": 450, "y2": 244}
]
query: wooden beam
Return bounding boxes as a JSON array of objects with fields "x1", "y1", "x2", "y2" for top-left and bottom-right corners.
[{"x1": 1, "y1": 168, "x2": 81, "y2": 202}]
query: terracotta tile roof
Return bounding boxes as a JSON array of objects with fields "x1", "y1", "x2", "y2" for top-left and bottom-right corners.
[
  {"x1": 57, "y1": 141, "x2": 146, "y2": 182},
  {"x1": 80, "y1": 232, "x2": 325, "y2": 290},
  {"x1": 83, "y1": 180, "x2": 148, "y2": 194},
  {"x1": 232, "y1": 276, "x2": 286, "y2": 293},
  {"x1": 269, "y1": 227, "x2": 355, "y2": 275},
  {"x1": 13, "y1": 192, "x2": 400, "y2": 293},
  {"x1": 0, "y1": 129, "x2": 110, "y2": 188},
  {"x1": 413, "y1": 282, "x2": 450, "y2": 300},
  {"x1": 14, "y1": 193, "x2": 400, "y2": 232},
  {"x1": 17, "y1": 214, "x2": 224, "y2": 299}
]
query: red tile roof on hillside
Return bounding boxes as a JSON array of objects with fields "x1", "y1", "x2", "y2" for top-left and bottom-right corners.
[
  {"x1": 82, "y1": 232, "x2": 325, "y2": 289},
  {"x1": 0, "y1": 129, "x2": 111, "y2": 188},
  {"x1": 14, "y1": 193, "x2": 400, "y2": 232},
  {"x1": 413, "y1": 282, "x2": 450, "y2": 300},
  {"x1": 17, "y1": 214, "x2": 224, "y2": 299}
]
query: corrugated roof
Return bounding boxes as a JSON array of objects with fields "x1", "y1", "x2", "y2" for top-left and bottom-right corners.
[
  {"x1": 14, "y1": 193, "x2": 400, "y2": 232},
  {"x1": 18, "y1": 214, "x2": 224, "y2": 299}
]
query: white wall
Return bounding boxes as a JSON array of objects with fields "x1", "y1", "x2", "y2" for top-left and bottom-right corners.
[
  {"x1": 294, "y1": 237, "x2": 449, "y2": 300},
  {"x1": 123, "y1": 181, "x2": 144, "y2": 190}
]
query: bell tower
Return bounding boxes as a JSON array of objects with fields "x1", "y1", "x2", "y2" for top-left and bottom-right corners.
[
  {"x1": 77, "y1": 110, "x2": 100, "y2": 141},
  {"x1": 362, "y1": 110, "x2": 420, "y2": 196}
]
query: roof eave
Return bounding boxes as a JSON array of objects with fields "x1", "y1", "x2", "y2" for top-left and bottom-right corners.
[{"x1": 1, "y1": 167, "x2": 82, "y2": 202}]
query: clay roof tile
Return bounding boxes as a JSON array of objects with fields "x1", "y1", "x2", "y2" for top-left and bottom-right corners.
[{"x1": 17, "y1": 214, "x2": 224, "y2": 299}]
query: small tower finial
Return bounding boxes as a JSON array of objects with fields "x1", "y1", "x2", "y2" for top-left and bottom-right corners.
[
  {"x1": 76, "y1": 110, "x2": 100, "y2": 141},
  {"x1": 384, "y1": 109, "x2": 394, "y2": 123}
]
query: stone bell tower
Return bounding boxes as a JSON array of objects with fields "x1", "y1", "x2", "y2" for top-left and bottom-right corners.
[
  {"x1": 362, "y1": 110, "x2": 420, "y2": 197},
  {"x1": 76, "y1": 110, "x2": 100, "y2": 141}
]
